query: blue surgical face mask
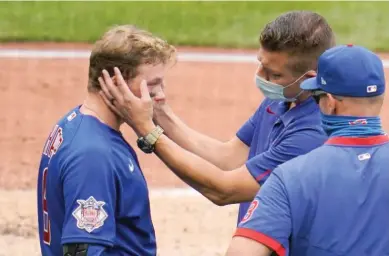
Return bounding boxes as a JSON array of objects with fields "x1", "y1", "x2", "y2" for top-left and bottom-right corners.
[{"x1": 254, "y1": 72, "x2": 307, "y2": 102}]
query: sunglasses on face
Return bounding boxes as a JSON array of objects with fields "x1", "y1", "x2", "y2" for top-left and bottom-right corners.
[{"x1": 311, "y1": 90, "x2": 343, "y2": 104}]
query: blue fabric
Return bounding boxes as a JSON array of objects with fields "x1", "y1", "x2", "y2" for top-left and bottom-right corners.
[
  {"x1": 237, "y1": 173, "x2": 291, "y2": 255},
  {"x1": 300, "y1": 45, "x2": 385, "y2": 97},
  {"x1": 236, "y1": 97, "x2": 327, "y2": 224},
  {"x1": 321, "y1": 113, "x2": 385, "y2": 137},
  {"x1": 237, "y1": 136, "x2": 389, "y2": 256},
  {"x1": 37, "y1": 106, "x2": 156, "y2": 256}
]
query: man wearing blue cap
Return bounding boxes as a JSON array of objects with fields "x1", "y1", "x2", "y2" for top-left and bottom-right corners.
[{"x1": 226, "y1": 44, "x2": 389, "y2": 255}]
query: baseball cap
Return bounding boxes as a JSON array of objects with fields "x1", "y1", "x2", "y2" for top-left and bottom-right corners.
[{"x1": 300, "y1": 44, "x2": 385, "y2": 97}]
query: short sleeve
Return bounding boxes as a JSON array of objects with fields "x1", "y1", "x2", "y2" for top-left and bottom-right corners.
[
  {"x1": 61, "y1": 147, "x2": 116, "y2": 247},
  {"x1": 246, "y1": 129, "x2": 325, "y2": 185},
  {"x1": 234, "y1": 169, "x2": 291, "y2": 256},
  {"x1": 236, "y1": 108, "x2": 261, "y2": 146}
]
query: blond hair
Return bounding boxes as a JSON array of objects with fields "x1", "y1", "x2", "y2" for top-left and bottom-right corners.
[{"x1": 88, "y1": 25, "x2": 176, "y2": 92}]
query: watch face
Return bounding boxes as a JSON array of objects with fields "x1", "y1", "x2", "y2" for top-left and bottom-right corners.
[{"x1": 137, "y1": 137, "x2": 154, "y2": 154}]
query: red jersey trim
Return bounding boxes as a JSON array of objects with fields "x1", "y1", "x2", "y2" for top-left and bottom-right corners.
[
  {"x1": 255, "y1": 169, "x2": 272, "y2": 182},
  {"x1": 325, "y1": 135, "x2": 389, "y2": 146},
  {"x1": 234, "y1": 228, "x2": 286, "y2": 256}
]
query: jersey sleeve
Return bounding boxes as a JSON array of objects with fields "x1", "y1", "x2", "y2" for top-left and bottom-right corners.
[
  {"x1": 246, "y1": 129, "x2": 325, "y2": 185},
  {"x1": 234, "y1": 169, "x2": 290, "y2": 256},
  {"x1": 236, "y1": 105, "x2": 263, "y2": 146},
  {"x1": 61, "y1": 147, "x2": 116, "y2": 247}
]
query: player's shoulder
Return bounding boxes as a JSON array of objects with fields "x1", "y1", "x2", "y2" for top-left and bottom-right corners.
[
  {"x1": 55, "y1": 106, "x2": 119, "y2": 158},
  {"x1": 275, "y1": 144, "x2": 330, "y2": 179}
]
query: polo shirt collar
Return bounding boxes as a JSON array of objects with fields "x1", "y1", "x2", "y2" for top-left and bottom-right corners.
[{"x1": 266, "y1": 97, "x2": 318, "y2": 126}]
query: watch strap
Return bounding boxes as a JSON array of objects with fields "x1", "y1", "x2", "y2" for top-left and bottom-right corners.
[{"x1": 144, "y1": 125, "x2": 164, "y2": 145}]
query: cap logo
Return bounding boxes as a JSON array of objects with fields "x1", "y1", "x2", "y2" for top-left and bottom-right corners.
[
  {"x1": 321, "y1": 77, "x2": 327, "y2": 85},
  {"x1": 367, "y1": 85, "x2": 377, "y2": 93}
]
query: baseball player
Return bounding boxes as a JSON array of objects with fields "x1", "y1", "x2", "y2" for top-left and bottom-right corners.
[
  {"x1": 227, "y1": 44, "x2": 388, "y2": 255},
  {"x1": 36, "y1": 25, "x2": 175, "y2": 256},
  {"x1": 99, "y1": 11, "x2": 335, "y2": 223}
]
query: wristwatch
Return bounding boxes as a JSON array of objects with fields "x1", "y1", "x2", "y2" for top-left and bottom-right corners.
[{"x1": 137, "y1": 125, "x2": 164, "y2": 154}]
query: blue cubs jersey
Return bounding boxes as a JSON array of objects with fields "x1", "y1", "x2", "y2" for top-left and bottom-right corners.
[
  {"x1": 37, "y1": 106, "x2": 156, "y2": 256},
  {"x1": 236, "y1": 135, "x2": 389, "y2": 256},
  {"x1": 236, "y1": 97, "x2": 327, "y2": 223}
]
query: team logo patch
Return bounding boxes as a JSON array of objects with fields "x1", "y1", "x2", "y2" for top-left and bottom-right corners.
[
  {"x1": 240, "y1": 199, "x2": 259, "y2": 224},
  {"x1": 72, "y1": 196, "x2": 108, "y2": 233}
]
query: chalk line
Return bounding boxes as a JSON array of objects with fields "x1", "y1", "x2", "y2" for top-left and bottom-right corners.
[
  {"x1": 0, "y1": 187, "x2": 202, "y2": 198},
  {"x1": 1, "y1": 48, "x2": 389, "y2": 67},
  {"x1": 1, "y1": 48, "x2": 387, "y2": 198}
]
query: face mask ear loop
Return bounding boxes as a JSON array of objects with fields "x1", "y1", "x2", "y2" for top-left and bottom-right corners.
[{"x1": 283, "y1": 71, "x2": 311, "y2": 101}]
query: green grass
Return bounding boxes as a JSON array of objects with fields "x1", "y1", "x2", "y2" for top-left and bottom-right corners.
[{"x1": 1, "y1": 1, "x2": 389, "y2": 51}]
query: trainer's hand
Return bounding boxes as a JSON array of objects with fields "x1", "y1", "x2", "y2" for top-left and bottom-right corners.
[
  {"x1": 98, "y1": 67, "x2": 156, "y2": 136},
  {"x1": 152, "y1": 86, "x2": 172, "y2": 125}
]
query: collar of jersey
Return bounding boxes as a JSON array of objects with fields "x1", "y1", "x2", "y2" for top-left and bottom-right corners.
[
  {"x1": 325, "y1": 134, "x2": 389, "y2": 146},
  {"x1": 267, "y1": 97, "x2": 318, "y2": 126}
]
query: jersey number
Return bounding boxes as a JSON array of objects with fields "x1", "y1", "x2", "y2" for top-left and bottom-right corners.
[
  {"x1": 42, "y1": 167, "x2": 51, "y2": 245},
  {"x1": 241, "y1": 199, "x2": 259, "y2": 224}
]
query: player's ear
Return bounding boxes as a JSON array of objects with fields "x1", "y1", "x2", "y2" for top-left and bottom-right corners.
[{"x1": 326, "y1": 93, "x2": 338, "y2": 115}]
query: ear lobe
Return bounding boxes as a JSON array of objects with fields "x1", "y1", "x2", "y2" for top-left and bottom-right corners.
[{"x1": 325, "y1": 93, "x2": 337, "y2": 114}]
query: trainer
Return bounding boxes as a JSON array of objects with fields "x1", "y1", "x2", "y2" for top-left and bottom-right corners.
[
  {"x1": 227, "y1": 44, "x2": 388, "y2": 255},
  {"x1": 99, "y1": 11, "x2": 335, "y2": 224}
]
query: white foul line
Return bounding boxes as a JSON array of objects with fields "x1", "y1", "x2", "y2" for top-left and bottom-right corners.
[
  {"x1": 1, "y1": 47, "x2": 389, "y2": 198},
  {"x1": 0, "y1": 187, "x2": 202, "y2": 198},
  {"x1": 1, "y1": 48, "x2": 389, "y2": 67}
]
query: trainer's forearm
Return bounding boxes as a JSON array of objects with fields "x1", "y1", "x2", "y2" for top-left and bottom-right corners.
[
  {"x1": 154, "y1": 134, "x2": 233, "y2": 205},
  {"x1": 156, "y1": 108, "x2": 233, "y2": 170}
]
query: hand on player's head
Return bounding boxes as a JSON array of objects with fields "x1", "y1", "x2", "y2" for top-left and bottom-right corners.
[{"x1": 98, "y1": 67, "x2": 154, "y2": 133}]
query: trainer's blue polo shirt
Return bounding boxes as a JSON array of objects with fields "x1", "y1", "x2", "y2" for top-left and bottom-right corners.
[
  {"x1": 235, "y1": 135, "x2": 389, "y2": 256},
  {"x1": 236, "y1": 97, "x2": 327, "y2": 223}
]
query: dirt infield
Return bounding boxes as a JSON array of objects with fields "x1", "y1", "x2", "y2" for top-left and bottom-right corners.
[{"x1": 1, "y1": 43, "x2": 388, "y2": 255}]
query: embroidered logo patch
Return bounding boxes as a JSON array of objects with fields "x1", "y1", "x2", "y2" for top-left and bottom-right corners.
[
  {"x1": 321, "y1": 77, "x2": 327, "y2": 85},
  {"x1": 72, "y1": 196, "x2": 108, "y2": 233},
  {"x1": 67, "y1": 111, "x2": 77, "y2": 122},
  {"x1": 358, "y1": 153, "x2": 371, "y2": 161},
  {"x1": 129, "y1": 158, "x2": 135, "y2": 173},
  {"x1": 367, "y1": 85, "x2": 377, "y2": 93}
]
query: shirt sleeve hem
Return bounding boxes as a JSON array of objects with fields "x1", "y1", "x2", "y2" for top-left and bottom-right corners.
[
  {"x1": 233, "y1": 227, "x2": 286, "y2": 256},
  {"x1": 236, "y1": 132, "x2": 251, "y2": 147},
  {"x1": 62, "y1": 236, "x2": 114, "y2": 247},
  {"x1": 245, "y1": 162, "x2": 272, "y2": 186}
]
